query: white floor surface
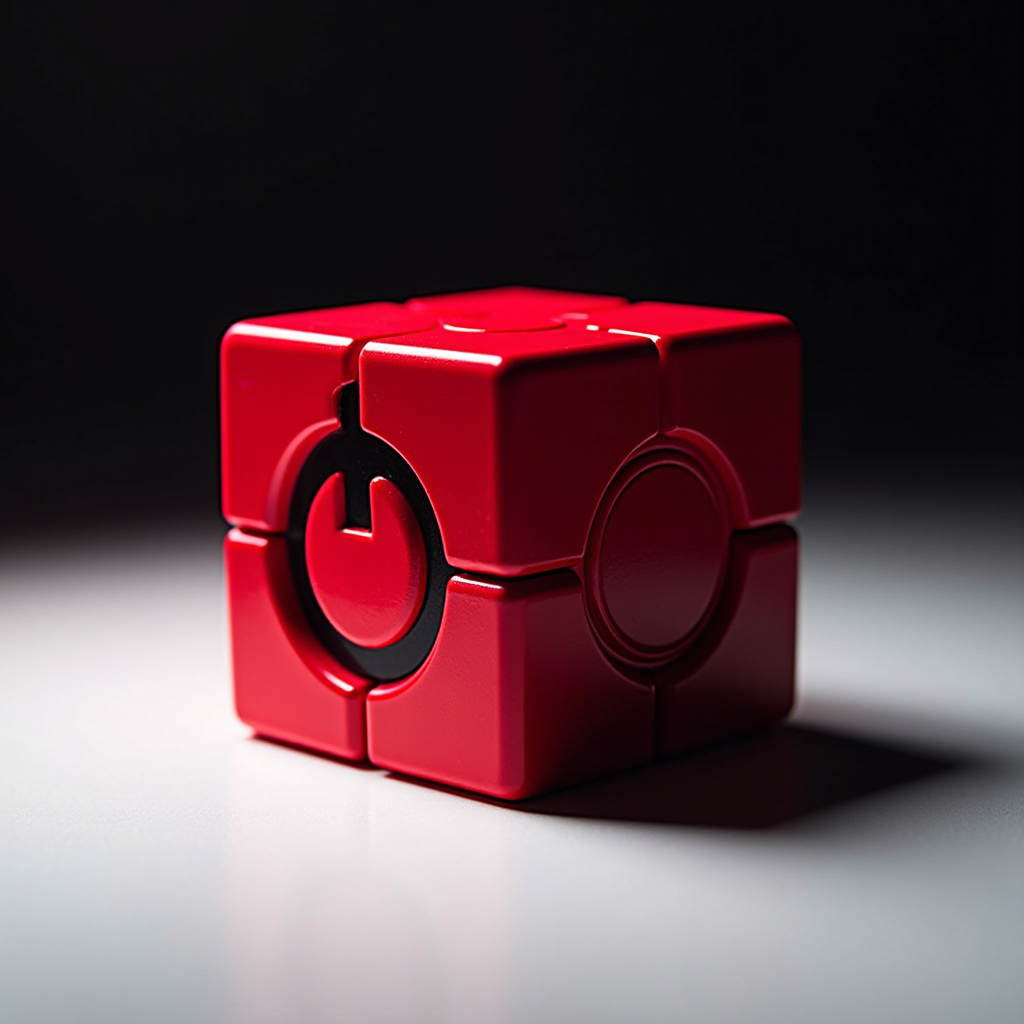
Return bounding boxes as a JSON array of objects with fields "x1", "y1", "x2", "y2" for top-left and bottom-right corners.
[{"x1": 2, "y1": 484, "x2": 1022, "y2": 1024}]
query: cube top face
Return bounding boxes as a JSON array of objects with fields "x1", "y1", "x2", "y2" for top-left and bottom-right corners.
[
  {"x1": 222, "y1": 286, "x2": 801, "y2": 797},
  {"x1": 406, "y1": 285, "x2": 627, "y2": 328},
  {"x1": 579, "y1": 300, "x2": 792, "y2": 341},
  {"x1": 238, "y1": 300, "x2": 440, "y2": 346}
]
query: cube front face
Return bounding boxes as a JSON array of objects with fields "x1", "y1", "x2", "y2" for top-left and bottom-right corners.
[{"x1": 222, "y1": 287, "x2": 801, "y2": 799}]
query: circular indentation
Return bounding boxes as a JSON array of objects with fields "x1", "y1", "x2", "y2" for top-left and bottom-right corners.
[
  {"x1": 585, "y1": 449, "x2": 731, "y2": 669},
  {"x1": 305, "y1": 475, "x2": 427, "y2": 648},
  {"x1": 602, "y1": 465, "x2": 724, "y2": 646},
  {"x1": 288, "y1": 394, "x2": 454, "y2": 683}
]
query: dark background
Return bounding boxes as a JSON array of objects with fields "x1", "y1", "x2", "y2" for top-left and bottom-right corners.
[{"x1": 2, "y1": 0, "x2": 1021, "y2": 532}]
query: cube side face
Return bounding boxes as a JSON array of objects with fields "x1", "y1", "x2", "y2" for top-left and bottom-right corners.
[
  {"x1": 585, "y1": 301, "x2": 802, "y2": 527},
  {"x1": 357, "y1": 345, "x2": 502, "y2": 571},
  {"x1": 494, "y1": 350, "x2": 661, "y2": 574},
  {"x1": 221, "y1": 328, "x2": 348, "y2": 532},
  {"x1": 367, "y1": 576, "x2": 517, "y2": 794},
  {"x1": 366, "y1": 572, "x2": 654, "y2": 800},
  {"x1": 225, "y1": 529, "x2": 373, "y2": 761},
  {"x1": 519, "y1": 577, "x2": 655, "y2": 795},
  {"x1": 662, "y1": 328, "x2": 801, "y2": 526},
  {"x1": 220, "y1": 303, "x2": 436, "y2": 532},
  {"x1": 656, "y1": 527, "x2": 798, "y2": 756},
  {"x1": 359, "y1": 330, "x2": 661, "y2": 576}
]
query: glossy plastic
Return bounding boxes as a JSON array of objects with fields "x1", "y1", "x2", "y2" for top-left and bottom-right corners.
[
  {"x1": 581, "y1": 301, "x2": 801, "y2": 525},
  {"x1": 583, "y1": 440, "x2": 733, "y2": 669},
  {"x1": 366, "y1": 572, "x2": 655, "y2": 799},
  {"x1": 358, "y1": 325, "x2": 661, "y2": 575},
  {"x1": 225, "y1": 528, "x2": 372, "y2": 761},
  {"x1": 220, "y1": 302, "x2": 436, "y2": 532},
  {"x1": 221, "y1": 286, "x2": 802, "y2": 799},
  {"x1": 655, "y1": 526, "x2": 799, "y2": 756},
  {"x1": 305, "y1": 474, "x2": 427, "y2": 648}
]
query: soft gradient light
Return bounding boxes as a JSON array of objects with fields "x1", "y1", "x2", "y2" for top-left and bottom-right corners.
[{"x1": 1, "y1": 481, "x2": 1022, "y2": 1024}]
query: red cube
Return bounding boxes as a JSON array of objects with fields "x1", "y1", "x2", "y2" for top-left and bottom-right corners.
[{"x1": 221, "y1": 287, "x2": 800, "y2": 799}]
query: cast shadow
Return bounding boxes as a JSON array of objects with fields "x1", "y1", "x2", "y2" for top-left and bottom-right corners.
[{"x1": 503, "y1": 723, "x2": 974, "y2": 829}]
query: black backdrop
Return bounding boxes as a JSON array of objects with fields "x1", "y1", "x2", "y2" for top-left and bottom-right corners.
[{"x1": 2, "y1": 1, "x2": 1021, "y2": 531}]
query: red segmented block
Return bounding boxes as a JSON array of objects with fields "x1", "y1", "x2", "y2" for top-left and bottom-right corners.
[{"x1": 221, "y1": 286, "x2": 801, "y2": 799}]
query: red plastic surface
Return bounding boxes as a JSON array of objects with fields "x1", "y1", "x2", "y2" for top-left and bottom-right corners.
[
  {"x1": 359, "y1": 325, "x2": 661, "y2": 575},
  {"x1": 366, "y1": 572, "x2": 654, "y2": 800},
  {"x1": 584, "y1": 444, "x2": 732, "y2": 668},
  {"x1": 601, "y1": 465, "x2": 724, "y2": 646},
  {"x1": 583, "y1": 301, "x2": 801, "y2": 526},
  {"x1": 220, "y1": 302, "x2": 436, "y2": 532},
  {"x1": 656, "y1": 526, "x2": 799, "y2": 756},
  {"x1": 305, "y1": 475, "x2": 427, "y2": 648},
  {"x1": 225, "y1": 528, "x2": 372, "y2": 761},
  {"x1": 220, "y1": 285, "x2": 802, "y2": 800}
]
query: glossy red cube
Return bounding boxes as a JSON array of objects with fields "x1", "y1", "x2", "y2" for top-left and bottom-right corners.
[{"x1": 221, "y1": 286, "x2": 801, "y2": 799}]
